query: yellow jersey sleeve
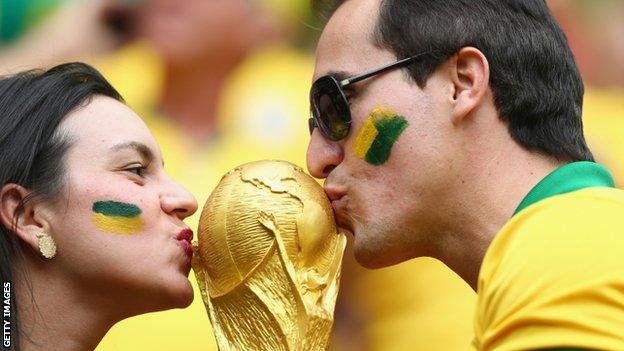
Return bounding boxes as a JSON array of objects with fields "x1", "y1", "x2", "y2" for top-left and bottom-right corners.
[{"x1": 474, "y1": 187, "x2": 624, "y2": 351}]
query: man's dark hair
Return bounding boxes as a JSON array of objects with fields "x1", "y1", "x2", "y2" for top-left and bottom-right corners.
[
  {"x1": 313, "y1": 0, "x2": 593, "y2": 162},
  {"x1": 0, "y1": 62, "x2": 123, "y2": 350}
]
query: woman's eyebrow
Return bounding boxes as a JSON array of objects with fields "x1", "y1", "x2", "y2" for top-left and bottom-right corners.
[{"x1": 110, "y1": 141, "x2": 155, "y2": 164}]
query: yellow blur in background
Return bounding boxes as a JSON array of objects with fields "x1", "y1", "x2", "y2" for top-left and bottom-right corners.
[{"x1": 1, "y1": 0, "x2": 622, "y2": 350}]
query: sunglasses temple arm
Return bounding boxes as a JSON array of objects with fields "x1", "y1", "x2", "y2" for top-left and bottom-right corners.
[{"x1": 339, "y1": 54, "x2": 422, "y2": 87}]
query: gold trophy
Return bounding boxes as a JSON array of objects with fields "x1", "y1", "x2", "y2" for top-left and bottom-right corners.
[{"x1": 192, "y1": 160, "x2": 347, "y2": 350}]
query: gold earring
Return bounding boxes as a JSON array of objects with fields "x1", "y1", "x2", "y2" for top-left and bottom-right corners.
[{"x1": 36, "y1": 232, "x2": 56, "y2": 259}]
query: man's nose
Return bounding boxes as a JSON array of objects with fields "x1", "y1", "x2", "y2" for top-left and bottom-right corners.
[{"x1": 306, "y1": 128, "x2": 344, "y2": 179}]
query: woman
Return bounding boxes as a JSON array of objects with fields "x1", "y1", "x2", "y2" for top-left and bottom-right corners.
[{"x1": 0, "y1": 62, "x2": 198, "y2": 350}]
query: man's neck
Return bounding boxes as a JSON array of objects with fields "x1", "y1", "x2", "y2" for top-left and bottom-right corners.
[{"x1": 436, "y1": 141, "x2": 562, "y2": 290}]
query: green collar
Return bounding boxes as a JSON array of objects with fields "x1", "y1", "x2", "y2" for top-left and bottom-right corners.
[{"x1": 513, "y1": 161, "x2": 615, "y2": 216}]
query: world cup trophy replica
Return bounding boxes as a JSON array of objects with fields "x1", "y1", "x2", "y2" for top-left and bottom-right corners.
[{"x1": 192, "y1": 160, "x2": 347, "y2": 350}]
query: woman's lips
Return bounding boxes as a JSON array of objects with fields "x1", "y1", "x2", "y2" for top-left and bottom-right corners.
[
  {"x1": 176, "y1": 228, "x2": 194, "y2": 258},
  {"x1": 177, "y1": 228, "x2": 193, "y2": 241}
]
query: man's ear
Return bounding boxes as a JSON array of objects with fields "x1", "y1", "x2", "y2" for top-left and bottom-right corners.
[
  {"x1": 449, "y1": 47, "x2": 490, "y2": 125},
  {"x1": 0, "y1": 184, "x2": 51, "y2": 254}
]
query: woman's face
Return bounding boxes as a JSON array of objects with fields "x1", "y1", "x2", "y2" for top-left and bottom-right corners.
[{"x1": 43, "y1": 96, "x2": 197, "y2": 315}]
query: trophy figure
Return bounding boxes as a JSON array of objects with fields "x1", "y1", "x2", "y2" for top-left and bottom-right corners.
[{"x1": 192, "y1": 160, "x2": 347, "y2": 350}]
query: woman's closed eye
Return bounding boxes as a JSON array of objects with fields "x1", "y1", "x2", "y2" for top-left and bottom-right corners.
[{"x1": 123, "y1": 163, "x2": 149, "y2": 179}]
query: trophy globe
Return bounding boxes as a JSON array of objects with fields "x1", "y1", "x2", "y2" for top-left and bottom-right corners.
[{"x1": 193, "y1": 160, "x2": 346, "y2": 351}]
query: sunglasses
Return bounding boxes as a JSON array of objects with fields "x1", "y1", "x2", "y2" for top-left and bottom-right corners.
[{"x1": 309, "y1": 52, "x2": 430, "y2": 141}]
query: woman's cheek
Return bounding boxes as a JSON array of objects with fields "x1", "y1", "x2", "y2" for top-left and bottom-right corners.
[{"x1": 91, "y1": 200, "x2": 144, "y2": 235}]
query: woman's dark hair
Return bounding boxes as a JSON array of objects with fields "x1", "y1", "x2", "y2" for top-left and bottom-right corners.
[
  {"x1": 313, "y1": 0, "x2": 593, "y2": 163},
  {"x1": 0, "y1": 62, "x2": 123, "y2": 350}
]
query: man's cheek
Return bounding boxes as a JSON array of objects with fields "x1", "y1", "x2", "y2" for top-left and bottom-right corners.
[{"x1": 353, "y1": 107, "x2": 408, "y2": 165}]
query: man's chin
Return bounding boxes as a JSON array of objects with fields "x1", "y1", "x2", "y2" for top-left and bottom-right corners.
[{"x1": 352, "y1": 240, "x2": 392, "y2": 269}]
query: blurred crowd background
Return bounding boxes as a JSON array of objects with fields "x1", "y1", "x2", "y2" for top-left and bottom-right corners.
[{"x1": 0, "y1": 0, "x2": 621, "y2": 350}]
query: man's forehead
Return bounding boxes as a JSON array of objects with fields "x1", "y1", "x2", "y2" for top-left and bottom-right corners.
[{"x1": 314, "y1": 0, "x2": 381, "y2": 79}]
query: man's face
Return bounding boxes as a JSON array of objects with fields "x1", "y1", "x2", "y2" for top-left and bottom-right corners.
[{"x1": 307, "y1": 0, "x2": 460, "y2": 268}]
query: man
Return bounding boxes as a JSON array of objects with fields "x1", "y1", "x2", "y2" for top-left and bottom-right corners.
[{"x1": 307, "y1": 0, "x2": 624, "y2": 349}]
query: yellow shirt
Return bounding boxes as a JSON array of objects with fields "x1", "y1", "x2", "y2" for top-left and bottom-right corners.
[{"x1": 473, "y1": 162, "x2": 624, "y2": 350}]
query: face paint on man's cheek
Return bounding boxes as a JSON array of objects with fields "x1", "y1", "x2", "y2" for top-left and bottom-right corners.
[
  {"x1": 91, "y1": 200, "x2": 144, "y2": 235},
  {"x1": 353, "y1": 108, "x2": 409, "y2": 165}
]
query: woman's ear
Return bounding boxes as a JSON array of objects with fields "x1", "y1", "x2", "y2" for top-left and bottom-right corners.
[
  {"x1": 448, "y1": 47, "x2": 490, "y2": 126},
  {"x1": 0, "y1": 184, "x2": 50, "y2": 254}
]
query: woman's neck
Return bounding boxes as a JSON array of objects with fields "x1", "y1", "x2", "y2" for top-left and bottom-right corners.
[{"x1": 15, "y1": 253, "x2": 118, "y2": 351}]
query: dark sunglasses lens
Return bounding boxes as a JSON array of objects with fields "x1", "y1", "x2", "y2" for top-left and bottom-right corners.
[{"x1": 312, "y1": 77, "x2": 350, "y2": 140}]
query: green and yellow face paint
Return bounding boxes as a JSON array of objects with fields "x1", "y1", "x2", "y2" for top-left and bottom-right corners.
[
  {"x1": 353, "y1": 107, "x2": 408, "y2": 165},
  {"x1": 91, "y1": 201, "x2": 144, "y2": 235}
]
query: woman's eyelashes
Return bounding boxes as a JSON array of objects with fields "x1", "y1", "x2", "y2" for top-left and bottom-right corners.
[
  {"x1": 126, "y1": 165, "x2": 146, "y2": 177},
  {"x1": 122, "y1": 162, "x2": 151, "y2": 180}
]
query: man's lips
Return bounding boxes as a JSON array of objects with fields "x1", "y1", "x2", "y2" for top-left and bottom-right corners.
[
  {"x1": 324, "y1": 185, "x2": 351, "y2": 231},
  {"x1": 331, "y1": 197, "x2": 349, "y2": 224},
  {"x1": 324, "y1": 185, "x2": 347, "y2": 202}
]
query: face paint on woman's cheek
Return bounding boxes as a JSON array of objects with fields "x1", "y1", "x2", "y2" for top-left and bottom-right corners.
[
  {"x1": 353, "y1": 107, "x2": 409, "y2": 165},
  {"x1": 91, "y1": 201, "x2": 144, "y2": 235}
]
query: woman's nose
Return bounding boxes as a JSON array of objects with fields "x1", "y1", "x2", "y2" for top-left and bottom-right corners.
[{"x1": 160, "y1": 178, "x2": 198, "y2": 220}]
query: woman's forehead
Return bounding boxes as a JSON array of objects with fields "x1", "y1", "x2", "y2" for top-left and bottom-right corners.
[{"x1": 61, "y1": 96, "x2": 158, "y2": 151}]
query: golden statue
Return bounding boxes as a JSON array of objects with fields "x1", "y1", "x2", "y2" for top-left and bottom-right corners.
[{"x1": 192, "y1": 160, "x2": 347, "y2": 350}]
